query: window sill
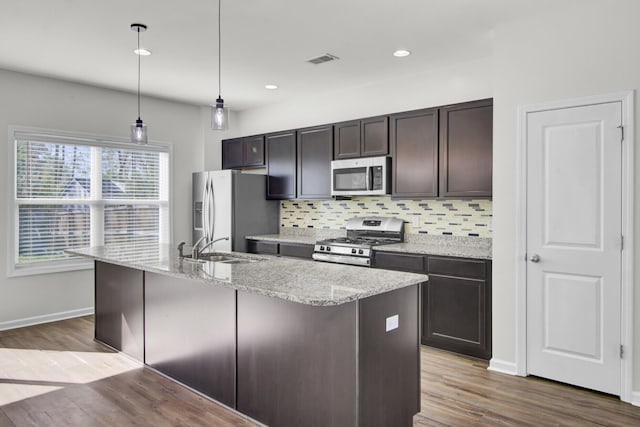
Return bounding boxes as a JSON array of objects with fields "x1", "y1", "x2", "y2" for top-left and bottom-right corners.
[{"x1": 8, "y1": 259, "x2": 94, "y2": 278}]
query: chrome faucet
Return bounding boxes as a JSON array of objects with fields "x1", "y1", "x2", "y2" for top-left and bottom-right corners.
[
  {"x1": 177, "y1": 241, "x2": 187, "y2": 258},
  {"x1": 192, "y1": 236, "x2": 230, "y2": 259}
]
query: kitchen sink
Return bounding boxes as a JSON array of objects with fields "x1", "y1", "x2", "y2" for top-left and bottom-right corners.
[{"x1": 181, "y1": 252, "x2": 262, "y2": 264}]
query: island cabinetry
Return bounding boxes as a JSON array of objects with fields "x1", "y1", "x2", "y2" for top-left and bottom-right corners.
[
  {"x1": 297, "y1": 125, "x2": 333, "y2": 199},
  {"x1": 266, "y1": 131, "x2": 297, "y2": 199},
  {"x1": 334, "y1": 116, "x2": 388, "y2": 159},
  {"x1": 144, "y1": 272, "x2": 236, "y2": 407},
  {"x1": 237, "y1": 292, "x2": 358, "y2": 426},
  {"x1": 236, "y1": 284, "x2": 419, "y2": 427},
  {"x1": 94, "y1": 261, "x2": 144, "y2": 361}
]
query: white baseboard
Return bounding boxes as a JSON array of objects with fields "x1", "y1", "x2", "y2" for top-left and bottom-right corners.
[
  {"x1": 630, "y1": 391, "x2": 640, "y2": 407},
  {"x1": 487, "y1": 358, "x2": 518, "y2": 375},
  {"x1": 0, "y1": 307, "x2": 94, "y2": 332}
]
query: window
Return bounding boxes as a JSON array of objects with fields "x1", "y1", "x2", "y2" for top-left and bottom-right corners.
[{"x1": 9, "y1": 127, "x2": 171, "y2": 276}]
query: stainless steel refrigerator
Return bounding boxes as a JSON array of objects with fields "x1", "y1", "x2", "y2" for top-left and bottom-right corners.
[{"x1": 192, "y1": 170, "x2": 278, "y2": 252}]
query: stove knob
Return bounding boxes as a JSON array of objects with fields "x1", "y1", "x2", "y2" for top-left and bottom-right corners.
[
  {"x1": 320, "y1": 246, "x2": 325, "y2": 251},
  {"x1": 358, "y1": 249, "x2": 364, "y2": 255},
  {"x1": 327, "y1": 246, "x2": 331, "y2": 252},
  {"x1": 351, "y1": 248, "x2": 357, "y2": 254}
]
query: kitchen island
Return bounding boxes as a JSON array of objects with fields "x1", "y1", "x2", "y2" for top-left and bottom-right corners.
[{"x1": 68, "y1": 245, "x2": 427, "y2": 427}]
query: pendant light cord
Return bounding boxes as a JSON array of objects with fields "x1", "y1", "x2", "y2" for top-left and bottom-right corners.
[
  {"x1": 218, "y1": 0, "x2": 222, "y2": 99},
  {"x1": 137, "y1": 28, "x2": 141, "y2": 119}
]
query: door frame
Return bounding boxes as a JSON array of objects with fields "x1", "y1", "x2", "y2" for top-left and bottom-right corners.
[{"x1": 515, "y1": 91, "x2": 635, "y2": 402}]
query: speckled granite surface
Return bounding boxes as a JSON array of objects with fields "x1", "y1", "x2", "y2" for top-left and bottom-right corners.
[
  {"x1": 377, "y1": 234, "x2": 492, "y2": 260},
  {"x1": 247, "y1": 231, "x2": 492, "y2": 260},
  {"x1": 246, "y1": 227, "x2": 345, "y2": 245},
  {"x1": 67, "y1": 244, "x2": 427, "y2": 306}
]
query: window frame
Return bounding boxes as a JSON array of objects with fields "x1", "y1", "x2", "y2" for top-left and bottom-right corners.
[{"x1": 7, "y1": 125, "x2": 174, "y2": 277}]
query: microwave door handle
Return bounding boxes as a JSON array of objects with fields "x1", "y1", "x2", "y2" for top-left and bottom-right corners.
[
  {"x1": 368, "y1": 167, "x2": 374, "y2": 190},
  {"x1": 365, "y1": 167, "x2": 370, "y2": 191}
]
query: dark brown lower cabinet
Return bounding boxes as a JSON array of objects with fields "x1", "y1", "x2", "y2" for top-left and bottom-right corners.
[
  {"x1": 247, "y1": 239, "x2": 314, "y2": 259},
  {"x1": 373, "y1": 251, "x2": 492, "y2": 360},
  {"x1": 144, "y1": 272, "x2": 236, "y2": 407},
  {"x1": 94, "y1": 261, "x2": 144, "y2": 361}
]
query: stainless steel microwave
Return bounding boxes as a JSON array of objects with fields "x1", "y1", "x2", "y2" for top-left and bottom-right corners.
[{"x1": 331, "y1": 156, "x2": 391, "y2": 196}]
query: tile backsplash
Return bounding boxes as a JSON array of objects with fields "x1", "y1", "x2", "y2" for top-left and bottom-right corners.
[{"x1": 280, "y1": 197, "x2": 492, "y2": 237}]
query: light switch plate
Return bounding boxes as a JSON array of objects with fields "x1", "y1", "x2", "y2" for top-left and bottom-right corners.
[
  {"x1": 386, "y1": 314, "x2": 399, "y2": 332},
  {"x1": 412, "y1": 216, "x2": 420, "y2": 227}
]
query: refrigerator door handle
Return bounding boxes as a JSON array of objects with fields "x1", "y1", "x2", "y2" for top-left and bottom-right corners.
[
  {"x1": 203, "y1": 175, "x2": 210, "y2": 241},
  {"x1": 209, "y1": 181, "x2": 216, "y2": 240}
]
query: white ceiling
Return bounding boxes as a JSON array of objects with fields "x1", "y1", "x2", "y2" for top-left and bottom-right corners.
[{"x1": 0, "y1": 0, "x2": 552, "y2": 111}]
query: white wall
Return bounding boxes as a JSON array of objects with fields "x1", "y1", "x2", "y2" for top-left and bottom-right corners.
[
  {"x1": 0, "y1": 69, "x2": 204, "y2": 329},
  {"x1": 490, "y1": 0, "x2": 640, "y2": 388}
]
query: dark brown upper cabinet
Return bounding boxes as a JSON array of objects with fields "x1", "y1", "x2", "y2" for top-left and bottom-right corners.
[
  {"x1": 334, "y1": 116, "x2": 388, "y2": 160},
  {"x1": 265, "y1": 131, "x2": 296, "y2": 199},
  {"x1": 390, "y1": 108, "x2": 439, "y2": 198},
  {"x1": 439, "y1": 99, "x2": 493, "y2": 197},
  {"x1": 297, "y1": 125, "x2": 333, "y2": 199},
  {"x1": 222, "y1": 135, "x2": 265, "y2": 169}
]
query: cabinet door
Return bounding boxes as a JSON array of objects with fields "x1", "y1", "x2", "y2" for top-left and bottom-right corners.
[
  {"x1": 266, "y1": 131, "x2": 296, "y2": 199},
  {"x1": 247, "y1": 239, "x2": 279, "y2": 255},
  {"x1": 243, "y1": 135, "x2": 265, "y2": 167},
  {"x1": 439, "y1": 99, "x2": 493, "y2": 197},
  {"x1": 423, "y1": 256, "x2": 491, "y2": 359},
  {"x1": 278, "y1": 242, "x2": 314, "y2": 259},
  {"x1": 373, "y1": 251, "x2": 425, "y2": 274},
  {"x1": 361, "y1": 115, "x2": 388, "y2": 157},
  {"x1": 390, "y1": 108, "x2": 439, "y2": 198},
  {"x1": 95, "y1": 261, "x2": 144, "y2": 361},
  {"x1": 334, "y1": 120, "x2": 361, "y2": 159},
  {"x1": 297, "y1": 125, "x2": 333, "y2": 199},
  {"x1": 222, "y1": 138, "x2": 243, "y2": 169}
]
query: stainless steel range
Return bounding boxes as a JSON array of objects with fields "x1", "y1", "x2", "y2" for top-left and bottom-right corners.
[{"x1": 312, "y1": 217, "x2": 405, "y2": 267}]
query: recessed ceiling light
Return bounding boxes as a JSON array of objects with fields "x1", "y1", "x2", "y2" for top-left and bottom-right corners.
[
  {"x1": 265, "y1": 84, "x2": 278, "y2": 90},
  {"x1": 134, "y1": 48, "x2": 151, "y2": 56},
  {"x1": 393, "y1": 49, "x2": 411, "y2": 57}
]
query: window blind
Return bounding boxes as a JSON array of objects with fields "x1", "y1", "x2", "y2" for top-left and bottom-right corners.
[{"x1": 13, "y1": 131, "x2": 170, "y2": 271}]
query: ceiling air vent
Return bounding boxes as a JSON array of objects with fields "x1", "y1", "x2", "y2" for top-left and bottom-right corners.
[{"x1": 307, "y1": 53, "x2": 339, "y2": 65}]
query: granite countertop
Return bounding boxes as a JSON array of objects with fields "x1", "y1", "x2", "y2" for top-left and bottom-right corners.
[
  {"x1": 376, "y1": 235, "x2": 492, "y2": 260},
  {"x1": 67, "y1": 244, "x2": 427, "y2": 307},
  {"x1": 247, "y1": 230, "x2": 492, "y2": 260},
  {"x1": 245, "y1": 233, "x2": 318, "y2": 245},
  {"x1": 246, "y1": 228, "x2": 345, "y2": 245}
]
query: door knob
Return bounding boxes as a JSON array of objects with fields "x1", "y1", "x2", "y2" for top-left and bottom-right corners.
[{"x1": 529, "y1": 254, "x2": 540, "y2": 263}]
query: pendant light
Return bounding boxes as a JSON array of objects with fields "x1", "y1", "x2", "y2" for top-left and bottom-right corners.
[
  {"x1": 131, "y1": 23, "x2": 148, "y2": 144},
  {"x1": 211, "y1": 0, "x2": 229, "y2": 130}
]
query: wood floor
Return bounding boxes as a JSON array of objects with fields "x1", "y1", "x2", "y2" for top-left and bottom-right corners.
[{"x1": 1, "y1": 317, "x2": 639, "y2": 426}]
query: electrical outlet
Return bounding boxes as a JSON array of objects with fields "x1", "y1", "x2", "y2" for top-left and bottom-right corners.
[{"x1": 412, "y1": 216, "x2": 420, "y2": 227}]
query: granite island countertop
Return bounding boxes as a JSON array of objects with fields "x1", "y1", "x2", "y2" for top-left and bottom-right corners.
[{"x1": 67, "y1": 244, "x2": 427, "y2": 306}]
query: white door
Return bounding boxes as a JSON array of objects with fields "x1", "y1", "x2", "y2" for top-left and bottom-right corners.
[{"x1": 526, "y1": 101, "x2": 622, "y2": 395}]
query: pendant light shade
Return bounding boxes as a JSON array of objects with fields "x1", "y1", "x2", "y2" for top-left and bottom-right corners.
[
  {"x1": 131, "y1": 118, "x2": 148, "y2": 143},
  {"x1": 212, "y1": 97, "x2": 229, "y2": 130},
  {"x1": 211, "y1": 0, "x2": 229, "y2": 130},
  {"x1": 131, "y1": 23, "x2": 148, "y2": 144}
]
